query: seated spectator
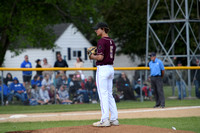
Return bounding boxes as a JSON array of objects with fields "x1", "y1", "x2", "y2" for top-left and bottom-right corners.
[
  {"x1": 57, "y1": 85, "x2": 72, "y2": 104},
  {"x1": 39, "y1": 85, "x2": 50, "y2": 104},
  {"x1": 134, "y1": 79, "x2": 145, "y2": 97},
  {"x1": 142, "y1": 80, "x2": 152, "y2": 101},
  {"x1": 4, "y1": 73, "x2": 13, "y2": 87},
  {"x1": 55, "y1": 71, "x2": 68, "y2": 90},
  {"x1": 42, "y1": 74, "x2": 51, "y2": 90},
  {"x1": 69, "y1": 74, "x2": 81, "y2": 96},
  {"x1": 31, "y1": 75, "x2": 42, "y2": 88},
  {"x1": 48, "y1": 85, "x2": 58, "y2": 104},
  {"x1": 85, "y1": 76, "x2": 98, "y2": 103},
  {"x1": 69, "y1": 74, "x2": 83, "y2": 103},
  {"x1": 0, "y1": 78, "x2": 10, "y2": 105},
  {"x1": 29, "y1": 85, "x2": 44, "y2": 105},
  {"x1": 117, "y1": 73, "x2": 136, "y2": 100},
  {"x1": 9, "y1": 77, "x2": 27, "y2": 104}
]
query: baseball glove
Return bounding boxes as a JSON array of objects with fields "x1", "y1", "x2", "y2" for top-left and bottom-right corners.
[{"x1": 87, "y1": 46, "x2": 97, "y2": 57}]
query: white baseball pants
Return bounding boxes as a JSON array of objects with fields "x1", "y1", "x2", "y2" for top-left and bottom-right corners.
[{"x1": 96, "y1": 65, "x2": 118, "y2": 122}]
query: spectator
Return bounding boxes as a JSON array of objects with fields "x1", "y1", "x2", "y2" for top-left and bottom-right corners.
[
  {"x1": 54, "y1": 53, "x2": 68, "y2": 74},
  {"x1": 9, "y1": 77, "x2": 27, "y2": 104},
  {"x1": 175, "y1": 61, "x2": 187, "y2": 99},
  {"x1": 42, "y1": 74, "x2": 51, "y2": 90},
  {"x1": 134, "y1": 79, "x2": 144, "y2": 97},
  {"x1": 55, "y1": 71, "x2": 68, "y2": 90},
  {"x1": 149, "y1": 52, "x2": 165, "y2": 108},
  {"x1": 4, "y1": 73, "x2": 13, "y2": 87},
  {"x1": 75, "y1": 57, "x2": 84, "y2": 68},
  {"x1": 0, "y1": 78, "x2": 10, "y2": 105},
  {"x1": 142, "y1": 78, "x2": 153, "y2": 101},
  {"x1": 29, "y1": 85, "x2": 44, "y2": 105},
  {"x1": 42, "y1": 58, "x2": 53, "y2": 79},
  {"x1": 21, "y1": 55, "x2": 32, "y2": 88},
  {"x1": 39, "y1": 85, "x2": 50, "y2": 104},
  {"x1": 194, "y1": 59, "x2": 200, "y2": 99},
  {"x1": 48, "y1": 85, "x2": 58, "y2": 104},
  {"x1": 57, "y1": 85, "x2": 72, "y2": 104},
  {"x1": 69, "y1": 74, "x2": 82, "y2": 103},
  {"x1": 75, "y1": 57, "x2": 85, "y2": 82},
  {"x1": 117, "y1": 72, "x2": 136, "y2": 100},
  {"x1": 31, "y1": 75, "x2": 42, "y2": 88},
  {"x1": 35, "y1": 59, "x2": 43, "y2": 79},
  {"x1": 85, "y1": 76, "x2": 98, "y2": 103}
]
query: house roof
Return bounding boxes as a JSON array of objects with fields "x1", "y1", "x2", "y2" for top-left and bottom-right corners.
[{"x1": 52, "y1": 23, "x2": 70, "y2": 39}]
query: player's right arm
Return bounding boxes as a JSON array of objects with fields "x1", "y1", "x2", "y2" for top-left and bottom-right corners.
[{"x1": 90, "y1": 54, "x2": 104, "y2": 61}]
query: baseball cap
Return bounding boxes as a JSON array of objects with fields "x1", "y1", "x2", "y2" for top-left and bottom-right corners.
[
  {"x1": 149, "y1": 52, "x2": 156, "y2": 57},
  {"x1": 35, "y1": 59, "x2": 41, "y2": 63},
  {"x1": 92, "y1": 22, "x2": 109, "y2": 30}
]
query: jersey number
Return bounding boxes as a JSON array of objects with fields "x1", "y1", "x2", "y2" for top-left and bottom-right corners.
[{"x1": 110, "y1": 46, "x2": 113, "y2": 59}]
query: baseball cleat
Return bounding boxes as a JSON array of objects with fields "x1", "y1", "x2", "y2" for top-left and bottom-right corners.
[
  {"x1": 110, "y1": 119, "x2": 119, "y2": 126},
  {"x1": 93, "y1": 119, "x2": 111, "y2": 127}
]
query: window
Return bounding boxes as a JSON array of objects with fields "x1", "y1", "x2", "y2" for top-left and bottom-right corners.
[{"x1": 71, "y1": 48, "x2": 82, "y2": 59}]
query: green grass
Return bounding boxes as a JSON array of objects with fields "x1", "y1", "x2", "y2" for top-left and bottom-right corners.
[
  {"x1": 0, "y1": 117, "x2": 199, "y2": 133},
  {"x1": 0, "y1": 99, "x2": 200, "y2": 114}
]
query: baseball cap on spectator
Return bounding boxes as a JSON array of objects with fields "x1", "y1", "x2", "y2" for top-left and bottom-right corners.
[
  {"x1": 35, "y1": 59, "x2": 41, "y2": 63},
  {"x1": 149, "y1": 52, "x2": 156, "y2": 57},
  {"x1": 93, "y1": 22, "x2": 109, "y2": 30}
]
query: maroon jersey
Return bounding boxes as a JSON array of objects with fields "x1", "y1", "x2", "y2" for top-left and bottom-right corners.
[{"x1": 96, "y1": 37, "x2": 116, "y2": 66}]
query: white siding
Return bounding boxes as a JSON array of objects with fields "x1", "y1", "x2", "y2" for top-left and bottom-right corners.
[
  {"x1": 55, "y1": 24, "x2": 91, "y2": 49},
  {"x1": 3, "y1": 49, "x2": 55, "y2": 83}
]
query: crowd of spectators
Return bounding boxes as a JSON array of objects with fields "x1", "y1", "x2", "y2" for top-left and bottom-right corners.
[
  {"x1": 0, "y1": 55, "x2": 99, "y2": 106},
  {"x1": 1, "y1": 55, "x2": 200, "y2": 106},
  {"x1": 0, "y1": 72, "x2": 99, "y2": 105}
]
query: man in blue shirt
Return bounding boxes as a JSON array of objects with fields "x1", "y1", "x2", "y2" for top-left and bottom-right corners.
[
  {"x1": 9, "y1": 77, "x2": 26, "y2": 104},
  {"x1": 21, "y1": 55, "x2": 32, "y2": 87},
  {"x1": 148, "y1": 52, "x2": 165, "y2": 108}
]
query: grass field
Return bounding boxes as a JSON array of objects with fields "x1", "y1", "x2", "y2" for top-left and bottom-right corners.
[{"x1": 0, "y1": 86, "x2": 200, "y2": 133}]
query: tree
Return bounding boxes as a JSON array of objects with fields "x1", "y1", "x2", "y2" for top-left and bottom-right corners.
[
  {"x1": 0, "y1": 0, "x2": 100, "y2": 66},
  {"x1": 98, "y1": 0, "x2": 148, "y2": 59}
]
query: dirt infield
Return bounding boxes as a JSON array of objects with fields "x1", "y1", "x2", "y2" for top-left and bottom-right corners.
[
  {"x1": 1, "y1": 106, "x2": 200, "y2": 133},
  {"x1": 6, "y1": 125, "x2": 195, "y2": 133}
]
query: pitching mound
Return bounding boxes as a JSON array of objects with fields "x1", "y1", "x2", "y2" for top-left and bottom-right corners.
[{"x1": 6, "y1": 125, "x2": 194, "y2": 133}]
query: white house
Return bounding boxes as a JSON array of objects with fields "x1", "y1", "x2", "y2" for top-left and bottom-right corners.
[{"x1": 3, "y1": 23, "x2": 94, "y2": 82}]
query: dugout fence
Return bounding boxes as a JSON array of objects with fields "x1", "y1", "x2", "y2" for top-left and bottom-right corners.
[{"x1": 0, "y1": 66, "x2": 200, "y2": 106}]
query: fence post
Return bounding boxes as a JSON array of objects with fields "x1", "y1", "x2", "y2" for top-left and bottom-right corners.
[
  {"x1": 140, "y1": 70, "x2": 143, "y2": 102},
  {"x1": 1, "y1": 71, "x2": 4, "y2": 106},
  {"x1": 54, "y1": 71, "x2": 57, "y2": 104}
]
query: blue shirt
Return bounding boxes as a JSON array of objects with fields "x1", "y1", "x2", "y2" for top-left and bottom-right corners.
[
  {"x1": 149, "y1": 58, "x2": 165, "y2": 76},
  {"x1": 0, "y1": 84, "x2": 10, "y2": 95},
  {"x1": 9, "y1": 82, "x2": 26, "y2": 93},
  {"x1": 31, "y1": 80, "x2": 42, "y2": 87},
  {"x1": 21, "y1": 60, "x2": 32, "y2": 75}
]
